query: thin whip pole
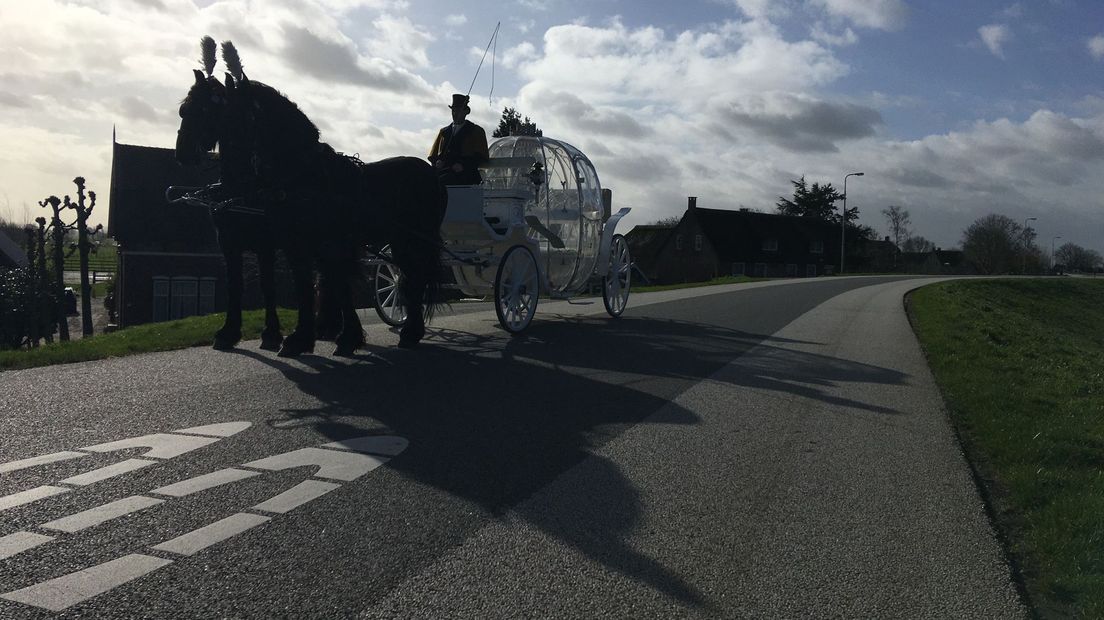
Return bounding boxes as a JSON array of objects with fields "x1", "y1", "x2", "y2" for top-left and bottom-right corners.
[{"x1": 466, "y1": 21, "x2": 501, "y2": 99}]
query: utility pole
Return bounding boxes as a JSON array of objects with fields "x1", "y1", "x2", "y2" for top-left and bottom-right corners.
[{"x1": 841, "y1": 172, "x2": 864, "y2": 274}]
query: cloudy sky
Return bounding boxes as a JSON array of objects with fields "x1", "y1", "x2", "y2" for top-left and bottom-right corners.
[{"x1": 2, "y1": 0, "x2": 1103, "y2": 253}]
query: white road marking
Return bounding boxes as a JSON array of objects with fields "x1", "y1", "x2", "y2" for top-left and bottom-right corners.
[
  {"x1": 80, "y1": 433, "x2": 221, "y2": 459},
  {"x1": 251, "y1": 480, "x2": 341, "y2": 514},
  {"x1": 150, "y1": 468, "x2": 260, "y2": 498},
  {"x1": 0, "y1": 486, "x2": 69, "y2": 513},
  {"x1": 0, "y1": 553, "x2": 172, "y2": 612},
  {"x1": 0, "y1": 451, "x2": 88, "y2": 474},
  {"x1": 244, "y1": 447, "x2": 388, "y2": 481},
  {"x1": 59, "y1": 458, "x2": 158, "y2": 486},
  {"x1": 171, "y1": 422, "x2": 252, "y2": 438},
  {"x1": 0, "y1": 532, "x2": 53, "y2": 560},
  {"x1": 40, "y1": 496, "x2": 164, "y2": 533},
  {"x1": 151, "y1": 513, "x2": 270, "y2": 557},
  {"x1": 321, "y1": 435, "x2": 409, "y2": 456}
]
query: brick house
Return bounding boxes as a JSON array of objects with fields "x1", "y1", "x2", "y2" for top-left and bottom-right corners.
[
  {"x1": 624, "y1": 224, "x2": 675, "y2": 284},
  {"x1": 648, "y1": 199, "x2": 840, "y2": 283},
  {"x1": 107, "y1": 140, "x2": 226, "y2": 327}
]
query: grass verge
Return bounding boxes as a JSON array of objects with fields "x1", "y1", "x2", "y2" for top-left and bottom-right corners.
[
  {"x1": 909, "y1": 278, "x2": 1104, "y2": 618},
  {"x1": 0, "y1": 308, "x2": 297, "y2": 371}
]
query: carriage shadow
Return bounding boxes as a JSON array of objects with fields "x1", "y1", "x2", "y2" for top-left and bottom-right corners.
[{"x1": 235, "y1": 312, "x2": 907, "y2": 610}]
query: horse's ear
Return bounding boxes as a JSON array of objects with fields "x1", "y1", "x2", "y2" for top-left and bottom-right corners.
[
  {"x1": 240, "y1": 71, "x2": 249, "y2": 85},
  {"x1": 193, "y1": 69, "x2": 205, "y2": 85},
  {"x1": 225, "y1": 73, "x2": 236, "y2": 91}
]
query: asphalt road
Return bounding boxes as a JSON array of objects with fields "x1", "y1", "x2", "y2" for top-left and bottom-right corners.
[{"x1": 0, "y1": 276, "x2": 1026, "y2": 618}]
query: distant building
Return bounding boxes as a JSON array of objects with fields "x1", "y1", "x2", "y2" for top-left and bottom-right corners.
[
  {"x1": 900, "y1": 248, "x2": 971, "y2": 274},
  {"x1": 645, "y1": 199, "x2": 840, "y2": 283},
  {"x1": 107, "y1": 140, "x2": 225, "y2": 327},
  {"x1": 624, "y1": 224, "x2": 675, "y2": 284}
]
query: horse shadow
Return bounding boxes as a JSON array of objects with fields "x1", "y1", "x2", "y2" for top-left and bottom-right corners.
[{"x1": 232, "y1": 312, "x2": 908, "y2": 610}]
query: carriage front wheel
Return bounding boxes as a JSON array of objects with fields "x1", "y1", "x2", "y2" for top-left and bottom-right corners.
[
  {"x1": 494, "y1": 245, "x2": 540, "y2": 334},
  {"x1": 602, "y1": 234, "x2": 631, "y2": 318},
  {"x1": 371, "y1": 245, "x2": 407, "y2": 327}
]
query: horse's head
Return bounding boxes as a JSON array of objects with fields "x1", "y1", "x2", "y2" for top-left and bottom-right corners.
[{"x1": 176, "y1": 68, "x2": 228, "y2": 166}]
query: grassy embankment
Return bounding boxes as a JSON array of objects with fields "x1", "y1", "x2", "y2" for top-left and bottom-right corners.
[
  {"x1": 909, "y1": 279, "x2": 1104, "y2": 618},
  {"x1": 0, "y1": 309, "x2": 297, "y2": 371}
]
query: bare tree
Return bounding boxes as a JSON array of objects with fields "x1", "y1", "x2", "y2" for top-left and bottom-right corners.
[
  {"x1": 881, "y1": 206, "x2": 911, "y2": 250},
  {"x1": 901, "y1": 235, "x2": 935, "y2": 253},
  {"x1": 962, "y1": 213, "x2": 1024, "y2": 274},
  {"x1": 1054, "y1": 242, "x2": 1104, "y2": 272}
]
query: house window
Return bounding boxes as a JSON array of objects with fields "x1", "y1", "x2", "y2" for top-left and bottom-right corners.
[
  {"x1": 762, "y1": 239, "x2": 778, "y2": 252},
  {"x1": 806, "y1": 264, "x2": 817, "y2": 277},
  {"x1": 694, "y1": 234, "x2": 702, "y2": 251},
  {"x1": 810, "y1": 240, "x2": 824, "y2": 254},
  {"x1": 754, "y1": 263, "x2": 767, "y2": 277},
  {"x1": 152, "y1": 277, "x2": 170, "y2": 322},
  {"x1": 170, "y1": 277, "x2": 199, "y2": 320},
  {"x1": 731, "y1": 262, "x2": 746, "y2": 276},
  {"x1": 786, "y1": 264, "x2": 797, "y2": 277},
  {"x1": 199, "y1": 277, "x2": 217, "y2": 315},
  {"x1": 675, "y1": 235, "x2": 683, "y2": 251}
]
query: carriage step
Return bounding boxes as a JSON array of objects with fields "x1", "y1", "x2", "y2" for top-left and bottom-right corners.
[{"x1": 523, "y1": 216, "x2": 565, "y2": 249}]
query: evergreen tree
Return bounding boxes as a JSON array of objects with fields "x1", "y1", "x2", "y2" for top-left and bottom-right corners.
[{"x1": 492, "y1": 107, "x2": 543, "y2": 138}]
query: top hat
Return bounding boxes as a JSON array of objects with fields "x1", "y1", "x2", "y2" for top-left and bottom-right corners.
[{"x1": 449, "y1": 93, "x2": 470, "y2": 111}]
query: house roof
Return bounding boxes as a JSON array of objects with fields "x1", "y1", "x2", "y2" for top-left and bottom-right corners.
[
  {"x1": 688, "y1": 207, "x2": 836, "y2": 263},
  {"x1": 107, "y1": 141, "x2": 221, "y2": 252},
  {"x1": 0, "y1": 228, "x2": 28, "y2": 268},
  {"x1": 625, "y1": 224, "x2": 675, "y2": 260}
]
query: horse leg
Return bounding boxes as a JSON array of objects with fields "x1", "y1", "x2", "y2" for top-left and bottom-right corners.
[
  {"x1": 213, "y1": 248, "x2": 243, "y2": 350},
  {"x1": 330, "y1": 260, "x2": 366, "y2": 357},
  {"x1": 258, "y1": 247, "x2": 283, "y2": 351},
  {"x1": 277, "y1": 252, "x2": 316, "y2": 357},
  {"x1": 397, "y1": 265, "x2": 426, "y2": 348}
]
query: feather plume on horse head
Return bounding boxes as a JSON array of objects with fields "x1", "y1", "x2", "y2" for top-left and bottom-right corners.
[
  {"x1": 221, "y1": 41, "x2": 244, "y2": 82},
  {"x1": 199, "y1": 35, "x2": 217, "y2": 77}
]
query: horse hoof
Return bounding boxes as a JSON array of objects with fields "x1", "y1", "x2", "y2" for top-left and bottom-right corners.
[
  {"x1": 277, "y1": 342, "x2": 315, "y2": 357},
  {"x1": 259, "y1": 337, "x2": 283, "y2": 352},
  {"x1": 333, "y1": 345, "x2": 357, "y2": 357},
  {"x1": 397, "y1": 338, "x2": 419, "y2": 349},
  {"x1": 212, "y1": 338, "x2": 238, "y2": 351}
]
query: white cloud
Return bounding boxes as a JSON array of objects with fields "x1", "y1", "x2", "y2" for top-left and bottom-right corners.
[
  {"x1": 809, "y1": 0, "x2": 908, "y2": 31},
  {"x1": 730, "y1": 0, "x2": 793, "y2": 21},
  {"x1": 363, "y1": 14, "x2": 435, "y2": 70},
  {"x1": 979, "y1": 24, "x2": 1012, "y2": 58},
  {"x1": 1089, "y1": 35, "x2": 1104, "y2": 61},
  {"x1": 445, "y1": 14, "x2": 467, "y2": 27},
  {"x1": 810, "y1": 23, "x2": 857, "y2": 47}
]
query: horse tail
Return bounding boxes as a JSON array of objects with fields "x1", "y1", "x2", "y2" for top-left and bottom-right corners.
[{"x1": 421, "y1": 176, "x2": 449, "y2": 324}]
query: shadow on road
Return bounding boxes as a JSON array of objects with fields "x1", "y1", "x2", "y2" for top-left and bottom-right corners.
[{"x1": 230, "y1": 312, "x2": 907, "y2": 610}]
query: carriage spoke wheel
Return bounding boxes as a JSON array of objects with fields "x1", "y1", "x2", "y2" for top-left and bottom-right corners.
[
  {"x1": 603, "y1": 234, "x2": 631, "y2": 318},
  {"x1": 372, "y1": 246, "x2": 407, "y2": 327},
  {"x1": 494, "y1": 245, "x2": 540, "y2": 334}
]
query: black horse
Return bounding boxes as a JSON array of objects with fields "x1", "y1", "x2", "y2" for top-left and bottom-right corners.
[{"x1": 176, "y1": 65, "x2": 446, "y2": 354}]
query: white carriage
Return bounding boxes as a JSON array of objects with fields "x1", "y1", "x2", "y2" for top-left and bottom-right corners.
[{"x1": 372, "y1": 135, "x2": 632, "y2": 333}]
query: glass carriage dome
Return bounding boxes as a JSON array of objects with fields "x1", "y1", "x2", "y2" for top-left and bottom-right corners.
[{"x1": 484, "y1": 136, "x2": 604, "y2": 296}]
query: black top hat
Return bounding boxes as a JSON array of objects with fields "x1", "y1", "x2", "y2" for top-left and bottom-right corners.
[{"x1": 449, "y1": 93, "x2": 470, "y2": 110}]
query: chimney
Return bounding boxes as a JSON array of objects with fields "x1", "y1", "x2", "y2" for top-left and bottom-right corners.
[{"x1": 688, "y1": 196, "x2": 697, "y2": 210}]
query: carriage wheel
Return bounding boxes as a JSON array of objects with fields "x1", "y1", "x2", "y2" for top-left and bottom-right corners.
[
  {"x1": 494, "y1": 245, "x2": 540, "y2": 334},
  {"x1": 372, "y1": 246, "x2": 407, "y2": 327},
  {"x1": 602, "y1": 234, "x2": 631, "y2": 318}
]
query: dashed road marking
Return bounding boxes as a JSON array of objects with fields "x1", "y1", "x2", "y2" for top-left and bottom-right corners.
[
  {"x1": 0, "y1": 554, "x2": 173, "y2": 612},
  {"x1": 0, "y1": 486, "x2": 69, "y2": 513},
  {"x1": 0, "y1": 452, "x2": 88, "y2": 475},
  {"x1": 0, "y1": 533, "x2": 53, "y2": 561},
  {"x1": 251, "y1": 480, "x2": 341, "y2": 514},
  {"x1": 0, "y1": 428, "x2": 407, "y2": 612},
  {"x1": 59, "y1": 459, "x2": 159, "y2": 486},
  {"x1": 40, "y1": 496, "x2": 164, "y2": 534},
  {"x1": 152, "y1": 513, "x2": 271, "y2": 557},
  {"x1": 150, "y1": 468, "x2": 261, "y2": 498}
]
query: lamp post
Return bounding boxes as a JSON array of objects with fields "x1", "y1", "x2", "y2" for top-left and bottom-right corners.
[
  {"x1": 1022, "y1": 217, "x2": 1037, "y2": 274},
  {"x1": 1052, "y1": 235, "x2": 1062, "y2": 271},
  {"x1": 840, "y1": 172, "x2": 864, "y2": 274}
]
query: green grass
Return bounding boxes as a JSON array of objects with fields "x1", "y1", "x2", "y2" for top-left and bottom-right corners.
[
  {"x1": 0, "y1": 308, "x2": 296, "y2": 371},
  {"x1": 909, "y1": 279, "x2": 1104, "y2": 618}
]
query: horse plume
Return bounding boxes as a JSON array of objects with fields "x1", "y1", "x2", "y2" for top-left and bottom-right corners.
[
  {"x1": 221, "y1": 41, "x2": 243, "y2": 82},
  {"x1": 199, "y1": 35, "x2": 217, "y2": 77}
]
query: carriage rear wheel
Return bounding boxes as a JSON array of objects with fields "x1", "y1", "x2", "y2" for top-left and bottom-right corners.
[
  {"x1": 372, "y1": 246, "x2": 407, "y2": 327},
  {"x1": 602, "y1": 234, "x2": 631, "y2": 318},
  {"x1": 494, "y1": 245, "x2": 540, "y2": 334}
]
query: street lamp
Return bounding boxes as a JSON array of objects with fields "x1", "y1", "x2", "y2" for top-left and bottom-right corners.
[
  {"x1": 1052, "y1": 236, "x2": 1062, "y2": 270},
  {"x1": 841, "y1": 172, "x2": 864, "y2": 274},
  {"x1": 1022, "y1": 217, "x2": 1037, "y2": 274}
]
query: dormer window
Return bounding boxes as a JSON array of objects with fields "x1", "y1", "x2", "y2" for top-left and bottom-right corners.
[
  {"x1": 810, "y1": 240, "x2": 824, "y2": 254},
  {"x1": 762, "y1": 239, "x2": 778, "y2": 252},
  {"x1": 694, "y1": 234, "x2": 702, "y2": 251}
]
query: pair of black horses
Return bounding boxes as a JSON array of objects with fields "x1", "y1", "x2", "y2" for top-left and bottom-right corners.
[{"x1": 175, "y1": 54, "x2": 447, "y2": 356}]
